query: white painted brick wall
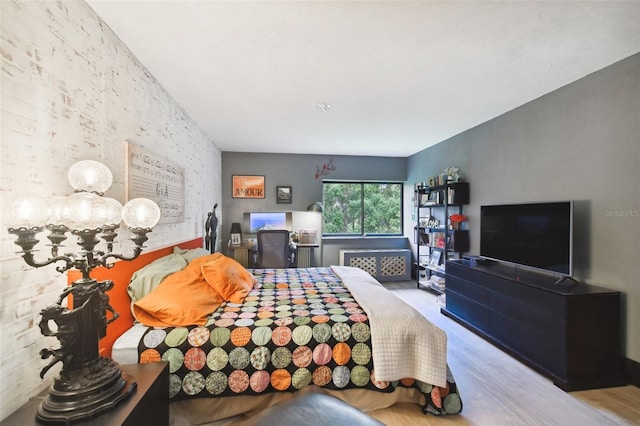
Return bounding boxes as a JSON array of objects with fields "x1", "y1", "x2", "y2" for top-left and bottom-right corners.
[{"x1": 0, "y1": 1, "x2": 222, "y2": 419}]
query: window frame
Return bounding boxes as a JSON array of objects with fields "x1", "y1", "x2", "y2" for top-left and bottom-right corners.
[{"x1": 322, "y1": 180, "x2": 404, "y2": 237}]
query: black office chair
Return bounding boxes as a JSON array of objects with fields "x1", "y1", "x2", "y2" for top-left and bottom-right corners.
[{"x1": 256, "y1": 230, "x2": 294, "y2": 268}]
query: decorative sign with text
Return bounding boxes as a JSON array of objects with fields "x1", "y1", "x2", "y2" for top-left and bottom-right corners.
[
  {"x1": 126, "y1": 143, "x2": 185, "y2": 223},
  {"x1": 232, "y1": 175, "x2": 265, "y2": 198}
]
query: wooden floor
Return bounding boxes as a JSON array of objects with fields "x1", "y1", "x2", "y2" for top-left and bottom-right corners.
[{"x1": 367, "y1": 282, "x2": 640, "y2": 426}]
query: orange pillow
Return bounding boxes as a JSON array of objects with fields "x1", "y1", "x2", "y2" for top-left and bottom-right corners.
[
  {"x1": 201, "y1": 254, "x2": 255, "y2": 303},
  {"x1": 133, "y1": 255, "x2": 223, "y2": 327}
]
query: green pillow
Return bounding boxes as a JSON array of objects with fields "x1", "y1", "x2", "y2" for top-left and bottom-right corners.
[
  {"x1": 174, "y1": 246, "x2": 211, "y2": 263},
  {"x1": 127, "y1": 253, "x2": 188, "y2": 318}
]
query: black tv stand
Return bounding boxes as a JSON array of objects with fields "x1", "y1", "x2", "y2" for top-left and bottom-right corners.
[{"x1": 443, "y1": 259, "x2": 625, "y2": 391}]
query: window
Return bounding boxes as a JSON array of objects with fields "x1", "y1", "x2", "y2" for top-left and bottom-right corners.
[{"x1": 322, "y1": 181, "x2": 403, "y2": 236}]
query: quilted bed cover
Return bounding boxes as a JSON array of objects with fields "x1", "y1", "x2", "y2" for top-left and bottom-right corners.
[{"x1": 136, "y1": 266, "x2": 462, "y2": 415}]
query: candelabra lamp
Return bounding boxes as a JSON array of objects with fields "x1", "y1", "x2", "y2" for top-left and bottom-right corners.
[{"x1": 3, "y1": 160, "x2": 161, "y2": 424}]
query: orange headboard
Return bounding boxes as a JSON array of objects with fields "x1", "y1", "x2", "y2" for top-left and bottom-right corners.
[{"x1": 68, "y1": 237, "x2": 203, "y2": 357}]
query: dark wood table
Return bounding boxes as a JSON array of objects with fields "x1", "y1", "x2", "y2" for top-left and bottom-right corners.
[{"x1": 1, "y1": 362, "x2": 168, "y2": 426}]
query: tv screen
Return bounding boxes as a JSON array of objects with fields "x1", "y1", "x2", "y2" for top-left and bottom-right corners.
[
  {"x1": 480, "y1": 201, "x2": 573, "y2": 275},
  {"x1": 244, "y1": 212, "x2": 292, "y2": 234}
]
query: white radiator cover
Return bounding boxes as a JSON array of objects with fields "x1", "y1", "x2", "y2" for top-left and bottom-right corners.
[{"x1": 339, "y1": 249, "x2": 411, "y2": 281}]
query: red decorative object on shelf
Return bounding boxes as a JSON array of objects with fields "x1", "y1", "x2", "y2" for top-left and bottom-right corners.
[{"x1": 450, "y1": 214, "x2": 468, "y2": 229}]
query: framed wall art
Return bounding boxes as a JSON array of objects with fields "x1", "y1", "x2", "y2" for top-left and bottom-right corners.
[
  {"x1": 230, "y1": 233, "x2": 242, "y2": 245},
  {"x1": 126, "y1": 142, "x2": 185, "y2": 224},
  {"x1": 232, "y1": 175, "x2": 265, "y2": 198},
  {"x1": 276, "y1": 186, "x2": 292, "y2": 204}
]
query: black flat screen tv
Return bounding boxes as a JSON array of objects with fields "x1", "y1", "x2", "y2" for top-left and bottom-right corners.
[{"x1": 480, "y1": 201, "x2": 573, "y2": 276}]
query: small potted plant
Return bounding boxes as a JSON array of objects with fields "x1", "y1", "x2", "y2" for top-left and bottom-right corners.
[
  {"x1": 444, "y1": 166, "x2": 460, "y2": 182},
  {"x1": 449, "y1": 214, "x2": 468, "y2": 230}
]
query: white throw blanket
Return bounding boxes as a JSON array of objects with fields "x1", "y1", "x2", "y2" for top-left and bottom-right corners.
[{"x1": 331, "y1": 266, "x2": 448, "y2": 388}]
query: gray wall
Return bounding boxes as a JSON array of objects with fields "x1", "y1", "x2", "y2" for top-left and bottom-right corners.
[
  {"x1": 406, "y1": 53, "x2": 640, "y2": 366},
  {"x1": 221, "y1": 153, "x2": 409, "y2": 265},
  {"x1": 221, "y1": 53, "x2": 639, "y2": 367}
]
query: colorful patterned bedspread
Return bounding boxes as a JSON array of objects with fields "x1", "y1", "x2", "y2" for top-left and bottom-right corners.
[{"x1": 137, "y1": 267, "x2": 462, "y2": 415}]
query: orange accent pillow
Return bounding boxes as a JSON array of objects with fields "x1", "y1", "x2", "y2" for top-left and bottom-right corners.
[
  {"x1": 133, "y1": 254, "x2": 223, "y2": 327},
  {"x1": 201, "y1": 253, "x2": 255, "y2": 303}
]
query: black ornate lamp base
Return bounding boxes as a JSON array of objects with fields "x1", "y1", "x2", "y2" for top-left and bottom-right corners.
[{"x1": 36, "y1": 359, "x2": 136, "y2": 424}]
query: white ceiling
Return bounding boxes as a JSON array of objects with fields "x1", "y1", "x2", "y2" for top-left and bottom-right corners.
[{"x1": 86, "y1": 1, "x2": 640, "y2": 157}]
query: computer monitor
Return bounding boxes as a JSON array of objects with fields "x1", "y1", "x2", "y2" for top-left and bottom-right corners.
[{"x1": 243, "y1": 212, "x2": 293, "y2": 234}]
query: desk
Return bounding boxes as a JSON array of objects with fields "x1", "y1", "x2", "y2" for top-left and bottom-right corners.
[
  {"x1": 229, "y1": 244, "x2": 253, "y2": 267},
  {"x1": 1, "y1": 362, "x2": 169, "y2": 426},
  {"x1": 295, "y1": 243, "x2": 319, "y2": 268}
]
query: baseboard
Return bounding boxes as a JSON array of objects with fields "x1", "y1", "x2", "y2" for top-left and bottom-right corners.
[{"x1": 624, "y1": 357, "x2": 640, "y2": 387}]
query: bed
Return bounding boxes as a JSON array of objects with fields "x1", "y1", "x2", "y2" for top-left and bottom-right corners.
[{"x1": 109, "y1": 244, "x2": 463, "y2": 423}]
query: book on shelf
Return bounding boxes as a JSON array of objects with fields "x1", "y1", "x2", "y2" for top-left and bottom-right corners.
[
  {"x1": 430, "y1": 232, "x2": 446, "y2": 248},
  {"x1": 418, "y1": 278, "x2": 430, "y2": 287},
  {"x1": 431, "y1": 275, "x2": 445, "y2": 283},
  {"x1": 428, "y1": 279, "x2": 446, "y2": 291},
  {"x1": 419, "y1": 232, "x2": 429, "y2": 245},
  {"x1": 447, "y1": 252, "x2": 461, "y2": 261},
  {"x1": 447, "y1": 187, "x2": 454, "y2": 204}
]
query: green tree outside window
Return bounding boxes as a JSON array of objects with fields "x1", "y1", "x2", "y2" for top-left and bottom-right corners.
[{"x1": 322, "y1": 182, "x2": 402, "y2": 235}]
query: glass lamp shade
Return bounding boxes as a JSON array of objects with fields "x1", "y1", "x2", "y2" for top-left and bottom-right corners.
[
  {"x1": 122, "y1": 198, "x2": 160, "y2": 229},
  {"x1": 60, "y1": 192, "x2": 109, "y2": 231},
  {"x1": 102, "y1": 197, "x2": 123, "y2": 226},
  {"x1": 67, "y1": 160, "x2": 113, "y2": 193},
  {"x1": 47, "y1": 196, "x2": 69, "y2": 226},
  {"x1": 2, "y1": 194, "x2": 51, "y2": 228}
]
